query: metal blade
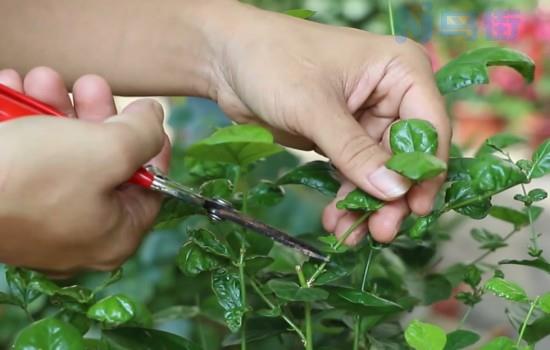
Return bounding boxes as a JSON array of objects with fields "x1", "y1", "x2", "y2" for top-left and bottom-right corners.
[{"x1": 207, "y1": 203, "x2": 329, "y2": 262}]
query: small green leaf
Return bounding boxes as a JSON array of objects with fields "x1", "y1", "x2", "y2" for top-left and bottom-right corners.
[
  {"x1": 390, "y1": 119, "x2": 438, "y2": 155},
  {"x1": 444, "y1": 330, "x2": 480, "y2": 350},
  {"x1": 471, "y1": 228, "x2": 507, "y2": 251},
  {"x1": 103, "y1": 328, "x2": 200, "y2": 350},
  {"x1": 529, "y1": 189, "x2": 548, "y2": 202},
  {"x1": 326, "y1": 287, "x2": 403, "y2": 315},
  {"x1": 336, "y1": 189, "x2": 384, "y2": 212},
  {"x1": 422, "y1": 274, "x2": 452, "y2": 305},
  {"x1": 302, "y1": 262, "x2": 349, "y2": 286},
  {"x1": 316, "y1": 235, "x2": 348, "y2": 254},
  {"x1": 476, "y1": 133, "x2": 526, "y2": 156},
  {"x1": 409, "y1": 212, "x2": 440, "y2": 239},
  {"x1": 155, "y1": 198, "x2": 201, "y2": 229},
  {"x1": 386, "y1": 152, "x2": 447, "y2": 181},
  {"x1": 199, "y1": 179, "x2": 234, "y2": 200},
  {"x1": 153, "y1": 305, "x2": 200, "y2": 324},
  {"x1": 529, "y1": 139, "x2": 550, "y2": 179},
  {"x1": 488, "y1": 206, "x2": 530, "y2": 228},
  {"x1": 479, "y1": 336, "x2": 516, "y2": 350},
  {"x1": 484, "y1": 277, "x2": 528, "y2": 302},
  {"x1": 177, "y1": 241, "x2": 224, "y2": 277},
  {"x1": 435, "y1": 47, "x2": 535, "y2": 95},
  {"x1": 450, "y1": 144, "x2": 463, "y2": 158},
  {"x1": 12, "y1": 318, "x2": 85, "y2": 350},
  {"x1": 267, "y1": 279, "x2": 328, "y2": 302},
  {"x1": 463, "y1": 265, "x2": 482, "y2": 289},
  {"x1": 445, "y1": 183, "x2": 492, "y2": 219},
  {"x1": 244, "y1": 256, "x2": 274, "y2": 275},
  {"x1": 405, "y1": 320, "x2": 447, "y2": 350},
  {"x1": 87, "y1": 294, "x2": 151, "y2": 328},
  {"x1": 186, "y1": 125, "x2": 283, "y2": 166},
  {"x1": 247, "y1": 180, "x2": 285, "y2": 207},
  {"x1": 277, "y1": 161, "x2": 340, "y2": 196},
  {"x1": 212, "y1": 268, "x2": 247, "y2": 332},
  {"x1": 500, "y1": 258, "x2": 550, "y2": 274},
  {"x1": 538, "y1": 292, "x2": 550, "y2": 313},
  {"x1": 190, "y1": 228, "x2": 232, "y2": 258},
  {"x1": 284, "y1": 9, "x2": 316, "y2": 19}
]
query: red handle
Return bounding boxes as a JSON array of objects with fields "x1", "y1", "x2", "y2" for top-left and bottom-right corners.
[{"x1": 0, "y1": 83, "x2": 155, "y2": 188}]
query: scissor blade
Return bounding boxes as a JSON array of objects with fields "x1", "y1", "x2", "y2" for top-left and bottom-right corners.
[{"x1": 208, "y1": 205, "x2": 329, "y2": 262}]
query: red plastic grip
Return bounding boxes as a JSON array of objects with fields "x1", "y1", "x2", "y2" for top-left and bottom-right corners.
[{"x1": 0, "y1": 83, "x2": 154, "y2": 189}]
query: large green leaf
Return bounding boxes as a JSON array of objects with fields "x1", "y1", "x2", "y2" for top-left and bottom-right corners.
[
  {"x1": 326, "y1": 287, "x2": 403, "y2": 315},
  {"x1": 488, "y1": 206, "x2": 530, "y2": 229},
  {"x1": 390, "y1": 119, "x2": 438, "y2": 155},
  {"x1": 190, "y1": 228, "x2": 232, "y2": 259},
  {"x1": 405, "y1": 320, "x2": 447, "y2": 350},
  {"x1": 529, "y1": 139, "x2": 550, "y2": 179},
  {"x1": 199, "y1": 179, "x2": 234, "y2": 201},
  {"x1": 154, "y1": 198, "x2": 201, "y2": 229},
  {"x1": 267, "y1": 279, "x2": 328, "y2": 302},
  {"x1": 87, "y1": 294, "x2": 151, "y2": 328},
  {"x1": 469, "y1": 155, "x2": 528, "y2": 194},
  {"x1": 186, "y1": 125, "x2": 283, "y2": 166},
  {"x1": 386, "y1": 152, "x2": 446, "y2": 181},
  {"x1": 479, "y1": 336, "x2": 516, "y2": 350},
  {"x1": 102, "y1": 327, "x2": 200, "y2": 350},
  {"x1": 445, "y1": 182, "x2": 492, "y2": 219},
  {"x1": 177, "y1": 241, "x2": 225, "y2": 277},
  {"x1": 524, "y1": 314, "x2": 550, "y2": 344},
  {"x1": 476, "y1": 133, "x2": 526, "y2": 156},
  {"x1": 12, "y1": 318, "x2": 84, "y2": 350},
  {"x1": 277, "y1": 161, "x2": 340, "y2": 196},
  {"x1": 484, "y1": 277, "x2": 528, "y2": 302},
  {"x1": 435, "y1": 47, "x2": 535, "y2": 95},
  {"x1": 444, "y1": 330, "x2": 480, "y2": 350},
  {"x1": 211, "y1": 268, "x2": 247, "y2": 332},
  {"x1": 499, "y1": 258, "x2": 550, "y2": 274},
  {"x1": 336, "y1": 189, "x2": 384, "y2": 212}
]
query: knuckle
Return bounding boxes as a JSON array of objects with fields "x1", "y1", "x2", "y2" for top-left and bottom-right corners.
[{"x1": 333, "y1": 135, "x2": 380, "y2": 175}]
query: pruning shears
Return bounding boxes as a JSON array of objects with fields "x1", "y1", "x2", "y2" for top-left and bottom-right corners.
[{"x1": 0, "y1": 83, "x2": 328, "y2": 262}]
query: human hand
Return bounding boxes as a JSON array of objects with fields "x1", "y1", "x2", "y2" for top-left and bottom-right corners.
[
  {"x1": 208, "y1": 3, "x2": 450, "y2": 244},
  {"x1": 0, "y1": 67, "x2": 170, "y2": 276}
]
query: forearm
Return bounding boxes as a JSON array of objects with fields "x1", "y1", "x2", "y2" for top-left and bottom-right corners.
[{"x1": 0, "y1": 0, "x2": 248, "y2": 97}]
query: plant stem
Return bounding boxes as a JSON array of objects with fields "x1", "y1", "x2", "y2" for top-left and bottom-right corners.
[
  {"x1": 470, "y1": 228, "x2": 518, "y2": 265},
  {"x1": 239, "y1": 247, "x2": 247, "y2": 350},
  {"x1": 307, "y1": 212, "x2": 370, "y2": 287},
  {"x1": 353, "y1": 247, "x2": 376, "y2": 350},
  {"x1": 296, "y1": 265, "x2": 313, "y2": 350},
  {"x1": 388, "y1": 0, "x2": 395, "y2": 36},
  {"x1": 458, "y1": 306, "x2": 472, "y2": 329},
  {"x1": 249, "y1": 279, "x2": 307, "y2": 344},
  {"x1": 521, "y1": 184, "x2": 540, "y2": 255},
  {"x1": 516, "y1": 296, "x2": 539, "y2": 347}
]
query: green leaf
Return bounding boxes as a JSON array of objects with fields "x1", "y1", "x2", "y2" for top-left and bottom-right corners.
[
  {"x1": 302, "y1": 262, "x2": 349, "y2": 286},
  {"x1": 484, "y1": 277, "x2": 528, "y2": 302},
  {"x1": 387, "y1": 152, "x2": 446, "y2": 181},
  {"x1": 211, "y1": 268, "x2": 246, "y2": 332},
  {"x1": 190, "y1": 228, "x2": 232, "y2": 258},
  {"x1": 476, "y1": 133, "x2": 526, "y2": 156},
  {"x1": 186, "y1": 125, "x2": 282, "y2": 166},
  {"x1": 0, "y1": 291, "x2": 22, "y2": 307},
  {"x1": 529, "y1": 139, "x2": 550, "y2": 179},
  {"x1": 177, "y1": 241, "x2": 224, "y2": 277},
  {"x1": 463, "y1": 265, "x2": 482, "y2": 289},
  {"x1": 539, "y1": 292, "x2": 550, "y2": 313},
  {"x1": 435, "y1": 47, "x2": 535, "y2": 95},
  {"x1": 471, "y1": 228, "x2": 507, "y2": 251},
  {"x1": 450, "y1": 144, "x2": 463, "y2": 158},
  {"x1": 524, "y1": 314, "x2": 550, "y2": 344},
  {"x1": 336, "y1": 189, "x2": 384, "y2": 212},
  {"x1": 316, "y1": 235, "x2": 348, "y2": 254},
  {"x1": 444, "y1": 330, "x2": 480, "y2": 350},
  {"x1": 244, "y1": 256, "x2": 274, "y2": 275},
  {"x1": 469, "y1": 155, "x2": 528, "y2": 194},
  {"x1": 5, "y1": 267, "x2": 41, "y2": 305},
  {"x1": 153, "y1": 305, "x2": 200, "y2": 324},
  {"x1": 284, "y1": 9, "x2": 316, "y2": 19},
  {"x1": 154, "y1": 198, "x2": 201, "y2": 229},
  {"x1": 326, "y1": 287, "x2": 403, "y2": 315},
  {"x1": 409, "y1": 212, "x2": 440, "y2": 239},
  {"x1": 479, "y1": 336, "x2": 516, "y2": 350},
  {"x1": 12, "y1": 318, "x2": 85, "y2": 350},
  {"x1": 529, "y1": 189, "x2": 548, "y2": 202},
  {"x1": 87, "y1": 294, "x2": 151, "y2": 328},
  {"x1": 390, "y1": 119, "x2": 438, "y2": 155},
  {"x1": 103, "y1": 327, "x2": 200, "y2": 350},
  {"x1": 499, "y1": 258, "x2": 550, "y2": 274},
  {"x1": 445, "y1": 182, "x2": 492, "y2": 219},
  {"x1": 199, "y1": 179, "x2": 234, "y2": 200},
  {"x1": 488, "y1": 206, "x2": 530, "y2": 228},
  {"x1": 422, "y1": 274, "x2": 452, "y2": 305},
  {"x1": 277, "y1": 161, "x2": 340, "y2": 196},
  {"x1": 405, "y1": 320, "x2": 447, "y2": 350},
  {"x1": 267, "y1": 279, "x2": 328, "y2": 302},
  {"x1": 247, "y1": 180, "x2": 285, "y2": 207}
]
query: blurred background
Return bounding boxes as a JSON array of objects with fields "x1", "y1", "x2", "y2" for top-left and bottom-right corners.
[{"x1": 1, "y1": 0, "x2": 549, "y2": 348}]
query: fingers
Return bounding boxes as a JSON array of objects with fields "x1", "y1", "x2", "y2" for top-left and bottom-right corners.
[
  {"x1": 368, "y1": 198, "x2": 410, "y2": 243},
  {"x1": 0, "y1": 69, "x2": 23, "y2": 91},
  {"x1": 311, "y1": 107, "x2": 411, "y2": 201},
  {"x1": 73, "y1": 74, "x2": 117, "y2": 122},
  {"x1": 23, "y1": 67, "x2": 75, "y2": 117},
  {"x1": 103, "y1": 99, "x2": 166, "y2": 183}
]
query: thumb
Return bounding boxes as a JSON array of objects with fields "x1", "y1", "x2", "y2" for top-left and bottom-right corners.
[
  {"x1": 104, "y1": 99, "x2": 166, "y2": 183},
  {"x1": 312, "y1": 109, "x2": 411, "y2": 200}
]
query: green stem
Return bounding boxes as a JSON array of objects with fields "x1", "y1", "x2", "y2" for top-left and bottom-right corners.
[
  {"x1": 239, "y1": 247, "x2": 247, "y2": 350},
  {"x1": 458, "y1": 307, "x2": 472, "y2": 329},
  {"x1": 516, "y1": 296, "x2": 539, "y2": 347},
  {"x1": 388, "y1": 0, "x2": 395, "y2": 36},
  {"x1": 307, "y1": 212, "x2": 370, "y2": 287},
  {"x1": 353, "y1": 247, "x2": 376, "y2": 350},
  {"x1": 296, "y1": 266, "x2": 313, "y2": 350},
  {"x1": 249, "y1": 279, "x2": 307, "y2": 344},
  {"x1": 521, "y1": 184, "x2": 540, "y2": 255}
]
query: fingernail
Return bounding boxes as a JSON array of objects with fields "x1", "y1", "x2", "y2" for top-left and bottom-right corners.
[{"x1": 368, "y1": 166, "x2": 411, "y2": 198}]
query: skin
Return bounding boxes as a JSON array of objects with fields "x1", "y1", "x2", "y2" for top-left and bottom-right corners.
[{"x1": 0, "y1": 0, "x2": 450, "y2": 273}]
